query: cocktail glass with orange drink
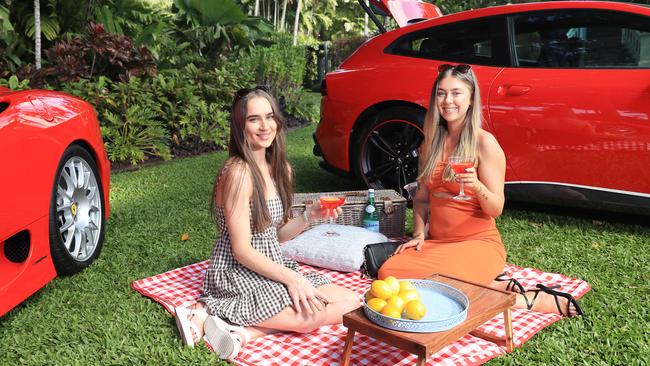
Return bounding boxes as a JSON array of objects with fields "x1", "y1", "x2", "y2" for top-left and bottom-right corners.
[
  {"x1": 319, "y1": 196, "x2": 346, "y2": 237},
  {"x1": 448, "y1": 156, "x2": 476, "y2": 201}
]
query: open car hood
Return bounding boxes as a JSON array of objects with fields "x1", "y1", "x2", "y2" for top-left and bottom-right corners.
[{"x1": 368, "y1": 0, "x2": 443, "y2": 27}]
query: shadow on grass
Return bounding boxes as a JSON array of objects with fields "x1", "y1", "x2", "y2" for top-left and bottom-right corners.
[{"x1": 505, "y1": 201, "x2": 649, "y2": 228}]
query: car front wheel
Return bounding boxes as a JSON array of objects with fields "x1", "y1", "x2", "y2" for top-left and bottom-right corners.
[
  {"x1": 353, "y1": 107, "x2": 424, "y2": 196},
  {"x1": 49, "y1": 144, "x2": 106, "y2": 276}
]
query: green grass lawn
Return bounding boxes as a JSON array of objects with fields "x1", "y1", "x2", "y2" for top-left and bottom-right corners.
[{"x1": 1, "y1": 123, "x2": 648, "y2": 365}]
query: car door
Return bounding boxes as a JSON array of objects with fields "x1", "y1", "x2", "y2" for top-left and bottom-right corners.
[{"x1": 488, "y1": 8, "x2": 650, "y2": 203}]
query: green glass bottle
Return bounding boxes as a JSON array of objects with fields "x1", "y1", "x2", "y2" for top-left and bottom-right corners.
[{"x1": 363, "y1": 189, "x2": 380, "y2": 232}]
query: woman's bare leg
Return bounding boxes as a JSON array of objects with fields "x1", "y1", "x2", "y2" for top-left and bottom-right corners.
[
  {"x1": 254, "y1": 284, "x2": 359, "y2": 335},
  {"x1": 187, "y1": 284, "x2": 358, "y2": 342}
]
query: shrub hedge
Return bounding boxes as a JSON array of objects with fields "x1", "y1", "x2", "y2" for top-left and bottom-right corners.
[{"x1": 1, "y1": 34, "x2": 319, "y2": 166}]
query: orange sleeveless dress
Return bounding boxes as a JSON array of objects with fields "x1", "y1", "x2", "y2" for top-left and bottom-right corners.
[{"x1": 378, "y1": 162, "x2": 506, "y2": 285}]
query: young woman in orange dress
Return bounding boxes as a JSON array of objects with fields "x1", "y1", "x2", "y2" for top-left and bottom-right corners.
[{"x1": 378, "y1": 64, "x2": 583, "y2": 317}]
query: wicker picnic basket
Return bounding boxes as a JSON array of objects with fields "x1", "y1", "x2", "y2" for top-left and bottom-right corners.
[{"x1": 290, "y1": 189, "x2": 407, "y2": 238}]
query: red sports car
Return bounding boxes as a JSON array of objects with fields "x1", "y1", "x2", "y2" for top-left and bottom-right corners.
[
  {"x1": 314, "y1": 0, "x2": 650, "y2": 214},
  {"x1": 0, "y1": 87, "x2": 110, "y2": 317}
]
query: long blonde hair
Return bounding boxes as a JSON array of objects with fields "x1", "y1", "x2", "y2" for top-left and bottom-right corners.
[{"x1": 418, "y1": 66, "x2": 482, "y2": 183}]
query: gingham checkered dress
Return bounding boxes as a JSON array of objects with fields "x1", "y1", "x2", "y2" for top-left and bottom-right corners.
[{"x1": 200, "y1": 196, "x2": 331, "y2": 326}]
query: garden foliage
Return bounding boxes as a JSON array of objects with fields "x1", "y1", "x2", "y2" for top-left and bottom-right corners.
[{"x1": 0, "y1": 3, "x2": 317, "y2": 167}]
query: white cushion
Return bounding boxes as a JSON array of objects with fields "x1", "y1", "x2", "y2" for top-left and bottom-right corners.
[{"x1": 281, "y1": 224, "x2": 388, "y2": 272}]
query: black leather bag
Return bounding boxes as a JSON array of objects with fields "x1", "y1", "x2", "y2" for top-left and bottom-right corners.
[{"x1": 362, "y1": 241, "x2": 402, "y2": 279}]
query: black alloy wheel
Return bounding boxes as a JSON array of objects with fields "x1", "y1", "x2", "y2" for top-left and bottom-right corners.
[{"x1": 354, "y1": 107, "x2": 424, "y2": 197}]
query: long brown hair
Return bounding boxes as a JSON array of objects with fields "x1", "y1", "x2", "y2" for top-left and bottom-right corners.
[
  {"x1": 418, "y1": 66, "x2": 482, "y2": 183},
  {"x1": 211, "y1": 89, "x2": 293, "y2": 232}
]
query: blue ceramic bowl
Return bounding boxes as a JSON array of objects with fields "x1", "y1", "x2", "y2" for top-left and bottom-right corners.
[{"x1": 363, "y1": 279, "x2": 469, "y2": 333}]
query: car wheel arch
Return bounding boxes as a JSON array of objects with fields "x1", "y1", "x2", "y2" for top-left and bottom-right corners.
[
  {"x1": 349, "y1": 100, "x2": 427, "y2": 172},
  {"x1": 350, "y1": 102, "x2": 427, "y2": 193}
]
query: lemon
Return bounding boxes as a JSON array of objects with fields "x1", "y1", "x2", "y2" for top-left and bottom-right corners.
[
  {"x1": 404, "y1": 300, "x2": 427, "y2": 320},
  {"x1": 367, "y1": 298, "x2": 387, "y2": 313},
  {"x1": 383, "y1": 276, "x2": 401, "y2": 296},
  {"x1": 399, "y1": 281, "x2": 416, "y2": 293},
  {"x1": 365, "y1": 291, "x2": 374, "y2": 302},
  {"x1": 398, "y1": 289, "x2": 420, "y2": 304},
  {"x1": 380, "y1": 305, "x2": 402, "y2": 319},
  {"x1": 385, "y1": 296, "x2": 406, "y2": 312},
  {"x1": 370, "y1": 280, "x2": 393, "y2": 300}
]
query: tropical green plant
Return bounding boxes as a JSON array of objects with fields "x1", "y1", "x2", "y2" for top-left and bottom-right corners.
[
  {"x1": 171, "y1": 0, "x2": 274, "y2": 60},
  {"x1": 329, "y1": 34, "x2": 366, "y2": 68},
  {"x1": 247, "y1": 34, "x2": 306, "y2": 91},
  {"x1": 102, "y1": 105, "x2": 171, "y2": 165},
  {"x1": 0, "y1": 75, "x2": 31, "y2": 90},
  {"x1": 28, "y1": 22, "x2": 157, "y2": 86},
  {"x1": 282, "y1": 86, "x2": 319, "y2": 122},
  {"x1": 0, "y1": 0, "x2": 172, "y2": 70},
  {"x1": 178, "y1": 100, "x2": 230, "y2": 147},
  {"x1": 0, "y1": 4, "x2": 28, "y2": 73}
]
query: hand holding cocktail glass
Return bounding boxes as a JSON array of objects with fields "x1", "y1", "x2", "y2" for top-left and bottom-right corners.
[
  {"x1": 448, "y1": 156, "x2": 477, "y2": 200},
  {"x1": 318, "y1": 196, "x2": 345, "y2": 236}
]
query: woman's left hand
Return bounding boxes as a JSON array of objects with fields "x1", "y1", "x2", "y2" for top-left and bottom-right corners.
[
  {"x1": 308, "y1": 201, "x2": 342, "y2": 222},
  {"x1": 455, "y1": 167, "x2": 481, "y2": 191}
]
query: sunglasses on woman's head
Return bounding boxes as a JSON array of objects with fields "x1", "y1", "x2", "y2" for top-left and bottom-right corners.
[
  {"x1": 232, "y1": 85, "x2": 271, "y2": 105},
  {"x1": 437, "y1": 64, "x2": 471, "y2": 74}
]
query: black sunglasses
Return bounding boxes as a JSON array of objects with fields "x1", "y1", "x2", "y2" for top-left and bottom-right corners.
[
  {"x1": 437, "y1": 64, "x2": 471, "y2": 74},
  {"x1": 232, "y1": 85, "x2": 271, "y2": 105}
]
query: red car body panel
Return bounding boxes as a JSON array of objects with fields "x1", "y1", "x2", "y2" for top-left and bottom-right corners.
[
  {"x1": 489, "y1": 68, "x2": 650, "y2": 193},
  {"x1": 371, "y1": 0, "x2": 443, "y2": 27},
  {"x1": 315, "y1": 1, "x2": 650, "y2": 212},
  {"x1": 0, "y1": 88, "x2": 110, "y2": 317}
]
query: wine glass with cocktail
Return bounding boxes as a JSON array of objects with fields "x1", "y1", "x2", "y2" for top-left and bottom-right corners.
[
  {"x1": 448, "y1": 156, "x2": 476, "y2": 201},
  {"x1": 319, "y1": 196, "x2": 346, "y2": 236}
]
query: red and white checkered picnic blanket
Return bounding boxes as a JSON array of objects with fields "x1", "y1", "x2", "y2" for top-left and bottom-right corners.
[{"x1": 131, "y1": 262, "x2": 590, "y2": 365}]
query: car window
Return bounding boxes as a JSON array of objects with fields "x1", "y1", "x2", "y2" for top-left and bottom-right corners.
[
  {"x1": 386, "y1": 17, "x2": 508, "y2": 66},
  {"x1": 512, "y1": 9, "x2": 650, "y2": 68}
]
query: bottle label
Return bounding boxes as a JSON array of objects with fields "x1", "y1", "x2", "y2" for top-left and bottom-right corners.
[
  {"x1": 363, "y1": 219, "x2": 380, "y2": 232},
  {"x1": 365, "y1": 205, "x2": 376, "y2": 214}
]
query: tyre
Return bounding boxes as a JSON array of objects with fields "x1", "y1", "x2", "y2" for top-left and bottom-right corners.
[
  {"x1": 353, "y1": 107, "x2": 424, "y2": 196},
  {"x1": 49, "y1": 145, "x2": 106, "y2": 276}
]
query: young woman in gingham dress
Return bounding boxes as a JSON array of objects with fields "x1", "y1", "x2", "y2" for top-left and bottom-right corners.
[{"x1": 174, "y1": 87, "x2": 359, "y2": 360}]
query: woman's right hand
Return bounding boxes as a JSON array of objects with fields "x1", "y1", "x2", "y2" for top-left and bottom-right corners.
[
  {"x1": 394, "y1": 234, "x2": 425, "y2": 254},
  {"x1": 284, "y1": 272, "x2": 332, "y2": 314}
]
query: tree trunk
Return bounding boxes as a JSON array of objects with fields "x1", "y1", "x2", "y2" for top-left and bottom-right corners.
[
  {"x1": 34, "y1": 0, "x2": 41, "y2": 69},
  {"x1": 254, "y1": 0, "x2": 260, "y2": 16},
  {"x1": 293, "y1": 0, "x2": 301, "y2": 46},
  {"x1": 364, "y1": 0, "x2": 369, "y2": 36},
  {"x1": 274, "y1": 0, "x2": 278, "y2": 27},
  {"x1": 280, "y1": 0, "x2": 288, "y2": 31}
]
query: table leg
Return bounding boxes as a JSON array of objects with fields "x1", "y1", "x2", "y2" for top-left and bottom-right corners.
[
  {"x1": 503, "y1": 308, "x2": 514, "y2": 353},
  {"x1": 416, "y1": 354, "x2": 427, "y2": 366},
  {"x1": 341, "y1": 329, "x2": 356, "y2": 366}
]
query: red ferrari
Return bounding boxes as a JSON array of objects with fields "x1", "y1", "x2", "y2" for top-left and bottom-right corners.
[
  {"x1": 314, "y1": 1, "x2": 650, "y2": 214},
  {"x1": 0, "y1": 87, "x2": 110, "y2": 317}
]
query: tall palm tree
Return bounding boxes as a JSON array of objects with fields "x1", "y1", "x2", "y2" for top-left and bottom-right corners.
[
  {"x1": 34, "y1": 0, "x2": 41, "y2": 69},
  {"x1": 292, "y1": 0, "x2": 301, "y2": 45},
  {"x1": 280, "y1": 0, "x2": 288, "y2": 31}
]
